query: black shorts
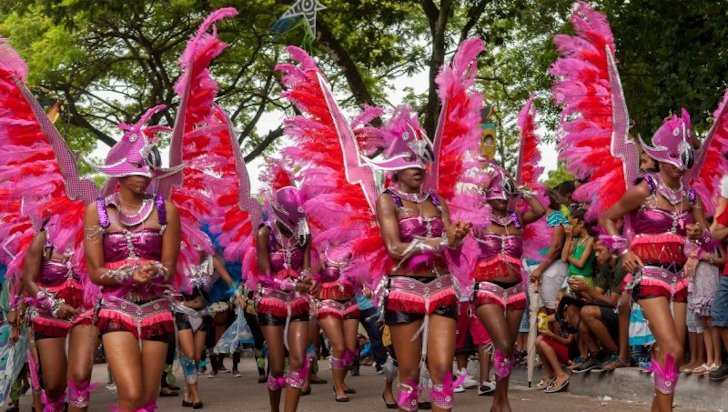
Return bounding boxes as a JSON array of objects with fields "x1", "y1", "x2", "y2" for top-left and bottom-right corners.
[
  {"x1": 584, "y1": 301, "x2": 619, "y2": 345},
  {"x1": 383, "y1": 304, "x2": 458, "y2": 325},
  {"x1": 257, "y1": 312, "x2": 310, "y2": 327}
]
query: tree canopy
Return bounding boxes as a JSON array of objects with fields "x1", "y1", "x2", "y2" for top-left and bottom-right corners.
[{"x1": 1, "y1": 0, "x2": 725, "y2": 170}]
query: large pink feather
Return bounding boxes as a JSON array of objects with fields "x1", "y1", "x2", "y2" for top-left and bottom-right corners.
[
  {"x1": 550, "y1": 1, "x2": 635, "y2": 222},
  {"x1": 684, "y1": 90, "x2": 728, "y2": 216}
]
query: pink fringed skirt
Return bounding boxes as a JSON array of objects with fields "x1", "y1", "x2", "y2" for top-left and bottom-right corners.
[
  {"x1": 33, "y1": 279, "x2": 94, "y2": 339},
  {"x1": 97, "y1": 296, "x2": 174, "y2": 341},
  {"x1": 317, "y1": 297, "x2": 360, "y2": 320}
]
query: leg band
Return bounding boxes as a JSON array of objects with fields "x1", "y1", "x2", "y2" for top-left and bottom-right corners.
[
  {"x1": 41, "y1": 390, "x2": 66, "y2": 412},
  {"x1": 397, "y1": 382, "x2": 419, "y2": 412},
  {"x1": 330, "y1": 356, "x2": 346, "y2": 370},
  {"x1": 267, "y1": 374, "x2": 286, "y2": 391},
  {"x1": 180, "y1": 356, "x2": 198, "y2": 385},
  {"x1": 429, "y1": 371, "x2": 464, "y2": 409},
  {"x1": 286, "y1": 354, "x2": 312, "y2": 389},
  {"x1": 342, "y1": 348, "x2": 358, "y2": 368},
  {"x1": 493, "y1": 349, "x2": 515, "y2": 381},
  {"x1": 286, "y1": 369, "x2": 306, "y2": 389},
  {"x1": 648, "y1": 354, "x2": 678, "y2": 394},
  {"x1": 66, "y1": 379, "x2": 95, "y2": 407},
  {"x1": 430, "y1": 383, "x2": 454, "y2": 409}
]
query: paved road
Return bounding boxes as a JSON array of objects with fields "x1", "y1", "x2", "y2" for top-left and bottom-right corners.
[{"x1": 10, "y1": 358, "x2": 710, "y2": 411}]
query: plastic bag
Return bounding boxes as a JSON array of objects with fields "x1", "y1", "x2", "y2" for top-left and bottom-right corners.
[{"x1": 213, "y1": 307, "x2": 253, "y2": 354}]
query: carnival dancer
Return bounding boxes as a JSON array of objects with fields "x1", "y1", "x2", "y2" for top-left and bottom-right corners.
[
  {"x1": 600, "y1": 113, "x2": 711, "y2": 411},
  {"x1": 83, "y1": 106, "x2": 182, "y2": 412},
  {"x1": 175, "y1": 251, "x2": 237, "y2": 408},
  {"x1": 0, "y1": 38, "x2": 103, "y2": 412},
  {"x1": 370, "y1": 111, "x2": 472, "y2": 412},
  {"x1": 311, "y1": 243, "x2": 359, "y2": 401},
  {"x1": 254, "y1": 184, "x2": 314, "y2": 412},
  {"x1": 552, "y1": 3, "x2": 728, "y2": 410},
  {"x1": 471, "y1": 160, "x2": 546, "y2": 404},
  {"x1": 22, "y1": 228, "x2": 98, "y2": 412},
  {"x1": 275, "y1": 36, "x2": 486, "y2": 410},
  {"x1": 84, "y1": 8, "x2": 241, "y2": 410}
]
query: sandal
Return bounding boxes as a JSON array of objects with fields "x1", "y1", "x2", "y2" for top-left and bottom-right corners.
[
  {"x1": 544, "y1": 377, "x2": 570, "y2": 393},
  {"x1": 536, "y1": 376, "x2": 555, "y2": 390},
  {"x1": 692, "y1": 363, "x2": 709, "y2": 375},
  {"x1": 382, "y1": 392, "x2": 397, "y2": 409},
  {"x1": 702, "y1": 363, "x2": 719, "y2": 376},
  {"x1": 603, "y1": 356, "x2": 628, "y2": 372},
  {"x1": 310, "y1": 376, "x2": 328, "y2": 384}
]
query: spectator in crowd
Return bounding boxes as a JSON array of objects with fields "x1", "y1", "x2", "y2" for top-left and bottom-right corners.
[{"x1": 568, "y1": 239, "x2": 627, "y2": 371}]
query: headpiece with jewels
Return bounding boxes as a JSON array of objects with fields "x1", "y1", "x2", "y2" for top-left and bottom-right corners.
[
  {"x1": 93, "y1": 104, "x2": 182, "y2": 180},
  {"x1": 483, "y1": 161, "x2": 516, "y2": 201},
  {"x1": 269, "y1": 185, "x2": 310, "y2": 243},
  {"x1": 640, "y1": 109, "x2": 694, "y2": 170},
  {"x1": 364, "y1": 108, "x2": 433, "y2": 171}
]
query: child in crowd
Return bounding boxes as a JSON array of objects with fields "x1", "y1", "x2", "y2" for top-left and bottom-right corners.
[
  {"x1": 561, "y1": 209, "x2": 596, "y2": 299},
  {"x1": 535, "y1": 302, "x2": 577, "y2": 393},
  {"x1": 685, "y1": 224, "x2": 724, "y2": 375}
]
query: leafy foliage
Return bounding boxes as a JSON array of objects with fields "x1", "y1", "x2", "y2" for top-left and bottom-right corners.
[{"x1": 0, "y1": 0, "x2": 726, "y2": 172}]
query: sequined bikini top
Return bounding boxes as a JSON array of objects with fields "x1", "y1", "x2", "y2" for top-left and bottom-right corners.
[
  {"x1": 386, "y1": 189, "x2": 445, "y2": 241},
  {"x1": 97, "y1": 195, "x2": 166, "y2": 263},
  {"x1": 631, "y1": 174, "x2": 695, "y2": 236},
  {"x1": 267, "y1": 223, "x2": 304, "y2": 274}
]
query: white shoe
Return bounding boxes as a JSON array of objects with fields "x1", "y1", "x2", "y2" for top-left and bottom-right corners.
[
  {"x1": 457, "y1": 368, "x2": 478, "y2": 389},
  {"x1": 454, "y1": 384, "x2": 465, "y2": 393},
  {"x1": 478, "y1": 380, "x2": 496, "y2": 396}
]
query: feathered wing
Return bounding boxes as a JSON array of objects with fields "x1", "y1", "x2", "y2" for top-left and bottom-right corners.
[
  {"x1": 428, "y1": 38, "x2": 487, "y2": 287},
  {"x1": 430, "y1": 37, "x2": 486, "y2": 223},
  {"x1": 276, "y1": 45, "x2": 380, "y2": 286},
  {"x1": 683, "y1": 90, "x2": 728, "y2": 216},
  {"x1": 164, "y1": 7, "x2": 242, "y2": 290},
  {"x1": 0, "y1": 38, "x2": 98, "y2": 301},
  {"x1": 551, "y1": 1, "x2": 638, "y2": 224},
  {"x1": 516, "y1": 95, "x2": 550, "y2": 261}
]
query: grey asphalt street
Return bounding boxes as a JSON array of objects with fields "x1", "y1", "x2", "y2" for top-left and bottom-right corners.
[{"x1": 9, "y1": 358, "x2": 711, "y2": 411}]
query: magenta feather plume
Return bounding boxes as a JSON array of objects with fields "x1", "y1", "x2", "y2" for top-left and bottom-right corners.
[
  {"x1": 550, "y1": 1, "x2": 626, "y2": 221},
  {"x1": 689, "y1": 90, "x2": 728, "y2": 215}
]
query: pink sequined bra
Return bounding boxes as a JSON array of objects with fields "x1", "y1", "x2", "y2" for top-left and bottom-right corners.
[
  {"x1": 267, "y1": 224, "x2": 304, "y2": 275},
  {"x1": 38, "y1": 258, "x2": 78, "y2": 286},
  {"x1": 629, "y1": 174, "x2": 695, "y2": 265},
  {"x1": 102, "y1": 229, "x2": 163, "y2": 262},
  {"x1": 471, "y1": 224, "x2": 523, "y2": 282},
  {"x1": 97, "y1": 195, "x2": 167, "y2": 299},
  {"x1": 387, "y1": 189, "x2": 445, "y2": 241}
]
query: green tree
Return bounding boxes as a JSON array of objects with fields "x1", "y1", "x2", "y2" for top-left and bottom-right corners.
[{"x1": 1, "y1": 0, "x2": 726, "y2": 169}]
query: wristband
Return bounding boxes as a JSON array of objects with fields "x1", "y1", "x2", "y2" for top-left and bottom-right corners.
[
  {"x1": 517, "y1": 185, "x2": 534, "y2": 199},
  {"x1": 101, "y1": 265, "x2": 135, "y2": 285}
]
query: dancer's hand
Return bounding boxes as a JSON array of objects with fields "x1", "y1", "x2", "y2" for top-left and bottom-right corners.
[
  {"x1": 234, "y1": 294, "x2": 246, "y2": 308},
  {"x1": 622, "y1": 251, "x2": 643, "y2": 274},
  {"x1": 56, "y1": 303, "x2": 78, "y2": 320},
  {"x1": 132, "y1": 262, "x2": 156, "y2": 284},
  {"x1": 446, "y1": 222, "x2": 471, "y2": 245}
]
